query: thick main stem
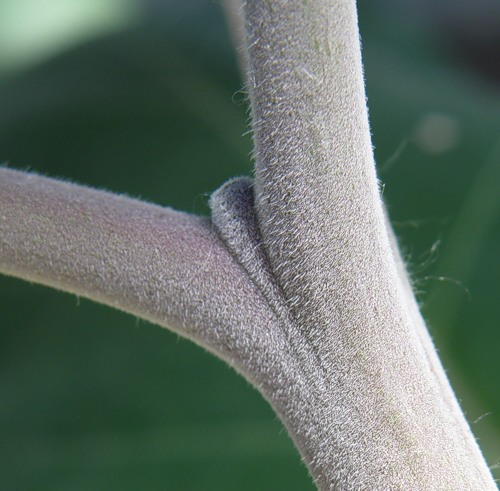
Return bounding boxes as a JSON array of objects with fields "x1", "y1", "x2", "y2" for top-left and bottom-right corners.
[{"x1": 243, "y1": 0, "x2": 496, "y2": 488}]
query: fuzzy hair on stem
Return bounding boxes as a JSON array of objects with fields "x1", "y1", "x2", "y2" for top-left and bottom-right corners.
[{"x1": 0, "y1": 0, "x2": 497, "y2": 489}]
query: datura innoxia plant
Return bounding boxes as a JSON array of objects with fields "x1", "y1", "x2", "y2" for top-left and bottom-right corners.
[{"x1": 0, "y1": 0, "x2": 496, "y2": 489}]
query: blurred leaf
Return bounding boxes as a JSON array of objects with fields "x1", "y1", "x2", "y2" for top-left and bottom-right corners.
[{"x1": 0, "y1": 0, "x2": 139, "y2": 75}]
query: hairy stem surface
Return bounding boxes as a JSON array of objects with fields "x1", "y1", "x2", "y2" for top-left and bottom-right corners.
[{"x1": 241, "y1": 0, "x2": 496, "y2": 488}]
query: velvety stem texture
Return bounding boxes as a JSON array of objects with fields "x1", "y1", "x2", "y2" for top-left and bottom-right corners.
[
  {"x1": 0, "y1": 167, "x2": 299, "y2": 387},
  {"x1": 242, "y1": 0, "x2": 496, "y2": 489},
  {"x1": 0, "y1": 0, "x2": 497, "y2": 489}
]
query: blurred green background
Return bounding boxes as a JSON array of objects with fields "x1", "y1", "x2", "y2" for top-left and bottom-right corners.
[{"x1": 0, "y1": 0, "x2": 498, "y2": 489}]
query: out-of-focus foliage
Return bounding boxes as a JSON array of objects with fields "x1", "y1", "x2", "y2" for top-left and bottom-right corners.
[
  {"x1": 0, "y1": 0, "x2": 139, "y2": 75},
  {"x1": 0, "y1": 0, "x2": 498, "y2": 488}
]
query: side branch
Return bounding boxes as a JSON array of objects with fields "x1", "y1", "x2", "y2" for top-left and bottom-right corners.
[
  {"x1": 0, "y1": 167, "x2": 271, "y2": 365},
  {"x1": 0, "y1": 166, "x2": 212, "y2": 331}
]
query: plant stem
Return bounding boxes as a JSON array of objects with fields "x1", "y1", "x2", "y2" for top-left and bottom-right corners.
[
  {"x1": 240, "y1": 0, "x2": 496, "y2": 488},
  {"x1": 0, "y1": 167, "x2": 282, "y2": 373}
]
